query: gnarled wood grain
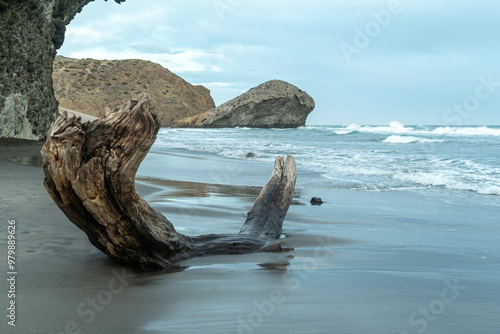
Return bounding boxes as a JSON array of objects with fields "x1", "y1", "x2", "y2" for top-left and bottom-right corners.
[{"x1": 41, "y1": 94, "x2": 296, "y2": 271}]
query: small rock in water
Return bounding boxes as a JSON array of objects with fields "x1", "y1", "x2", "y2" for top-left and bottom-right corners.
[
  {"x1": 246, "y1": 152, "x2": 256, "y2": 158},
  {"x1": 310, "y1": 197, "x2": 323, "y2": 205}
]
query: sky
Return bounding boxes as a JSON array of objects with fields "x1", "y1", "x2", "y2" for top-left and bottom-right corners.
[{"x1": 58, "y1": 0, "x2": 500, "y2": 125}]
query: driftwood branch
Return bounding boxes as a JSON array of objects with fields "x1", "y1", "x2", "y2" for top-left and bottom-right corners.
[{"x1": 41, "y1": 94, "x2": 296, "y2": 271}]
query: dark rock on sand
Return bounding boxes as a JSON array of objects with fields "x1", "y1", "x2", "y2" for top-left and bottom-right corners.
[{"x1": 310, "y1": 197, "x2": 323, "y2": 205}]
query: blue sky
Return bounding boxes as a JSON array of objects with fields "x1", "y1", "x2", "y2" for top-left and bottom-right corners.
[{"x1": 58, "y1": 0, "x2": 500, "y2": 125}]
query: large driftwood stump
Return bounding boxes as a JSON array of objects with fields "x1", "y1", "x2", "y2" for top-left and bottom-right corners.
[{"x1": 41, "y1": 94, "x2": 296, "y2": 271}]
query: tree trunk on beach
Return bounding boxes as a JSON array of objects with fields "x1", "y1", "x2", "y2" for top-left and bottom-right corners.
[
  {"x1": 0, "y1": 0, "x2": 125, "y2": 140},
  {"x1": 41, "y1": 94, "x2": 297, "y2": 271}
]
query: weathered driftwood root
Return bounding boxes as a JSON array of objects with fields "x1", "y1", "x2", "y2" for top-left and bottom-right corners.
[{"x1": 41, "y1": 94, "x2": 296, "y2": 271}]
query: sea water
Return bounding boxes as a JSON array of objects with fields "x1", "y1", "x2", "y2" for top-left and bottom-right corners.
[
  {"x1": 135, "y1": 121, "x2": 500, "y2": 333},
  {"x1": 142, "y1": 122, "x2": 500, "y2": 199}
]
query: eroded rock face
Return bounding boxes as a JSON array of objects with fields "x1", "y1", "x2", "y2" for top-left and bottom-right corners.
[
  {"x1": 198, "y1": 80, "x2": 315, "y2": 128},
  {"x1": 1, "y1": 1, "x2": 58, "y2": 139},
  {"x1": 0, "y1": 0, "x2": 125, "y2": 140}
]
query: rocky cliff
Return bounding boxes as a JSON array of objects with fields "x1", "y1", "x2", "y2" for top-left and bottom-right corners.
[
  {"x1": 0, "y1": 0, "x2": 126, "y2": 140},
  {"x1": 53, "y1": 56, "x2": 215, "y2": 126},
  {"x1": 0, "y1": 0, "x2": 313, "y2": 138},
  {"x1": 175, "y1": 80, "x2": 315, "y2": 128}
]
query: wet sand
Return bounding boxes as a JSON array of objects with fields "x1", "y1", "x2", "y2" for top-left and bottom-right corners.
[{"x1": 1, "y1": 139, "x2": 499, "y2": 334}]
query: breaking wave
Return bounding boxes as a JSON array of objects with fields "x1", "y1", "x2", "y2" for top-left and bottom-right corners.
[
  {"x1": 383, "y1": 135, "x2": 446, "y2": 144},
  {"x1": 153, "y1": 123, "x2": 500, "y2": 196}
]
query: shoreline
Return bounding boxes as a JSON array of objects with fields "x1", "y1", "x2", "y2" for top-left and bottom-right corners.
[{"x1": 1, "y1": 139, "x2": 499, "y2": 333}]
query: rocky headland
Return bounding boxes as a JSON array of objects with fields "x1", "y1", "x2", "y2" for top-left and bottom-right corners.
[
  {"x1": 53, "y1": 59, "x2": 315, "y2": 128},
  {"x1": 175, "y1": 80, "x2": 315, "y2": 128}
]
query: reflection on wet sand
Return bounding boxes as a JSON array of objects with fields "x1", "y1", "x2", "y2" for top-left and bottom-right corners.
[
  {"x1": 258, "y1": 261, "x2": 292, "y2": 271},
  {"x1": 136, "y1": 176, "x2": 303, "y2": 205},
  {"x1": 9, "y1": 155, "x2": 44, "y2": 167}
]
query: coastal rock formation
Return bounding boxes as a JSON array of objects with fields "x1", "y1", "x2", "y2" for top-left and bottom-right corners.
[
  {"x1": 176, "y1": 80, "x2": 315, "y2": 128},
  {"x1": 53, "y1": 56, "x2": 215, "y2": 126},
  {"x1": 0, "y1": 1, "x2": 313, "y2": 137},
  {"x1": 0, "y1": 0, "x2": 125, "y2": 140}
]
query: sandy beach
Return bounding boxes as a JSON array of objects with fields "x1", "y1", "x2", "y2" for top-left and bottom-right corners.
[{"x1": 1, "y1": 139, "x2": 499, "y2": 334}]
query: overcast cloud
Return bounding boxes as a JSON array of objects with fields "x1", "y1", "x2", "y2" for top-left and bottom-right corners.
[{"x1": 58, "y1": 0, "x2": 500, "y2": 125}]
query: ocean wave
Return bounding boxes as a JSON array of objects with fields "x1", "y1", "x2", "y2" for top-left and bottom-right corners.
[
  {"x1": 431, "y1": 126, "x2": 500, "y2": 136},
  {"x1": 333, "y1": 122, "x2": 500, "y2": 137},
  {"x1": 332, "y1": 123, "x2": 361, "y2": 135},
  {"x1": 335, "y1": 121, "x2": 414, "y2": 135},
  {"x1": 152, "y1": 126, "x2": 500, "y2": 196},
  {"x1": 394, "y1": 171, "x2": 500, "y2": 196},
  {"x1": 333, "y1": 129, "x2": 356, "y2": 135},
  {"x1": 297, "y1": 125, "x2": 329, "y2": 130},
  {"x1": 477, "y1": 186, "x2": 500, "y2": 195},
  {"x1": 383, "y1": 135, "x2": 446, "y2": 144}
]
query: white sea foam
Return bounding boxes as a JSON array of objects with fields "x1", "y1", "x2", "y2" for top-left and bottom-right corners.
[
  {"x1": 336, "y1": 121, "x2": 414, "y2": 135},
  {"x1": 477, "y1": 186, "x2": 500, "y2": 196},
  {"x1": 394, "y1": 171, "x2": 500, "y2": 196},
  {"x1": 431, "y1": 126, "x2": 500, "y2": 136},
  {"x1": 152, "y1": 126, "x2": 500, "y2": 196},
  {"x1": 333, "y1": 123, "x2": 362, "y2": 134},
  {"x1": 383, "y1": 135, "x2": 446, "y2": 144},
  {"x1": 334, "y1": 122, "x2": 500, "y2": 137},
  {"x1": 334, "y1": 129, "x2": 356, "y2": 135}
]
